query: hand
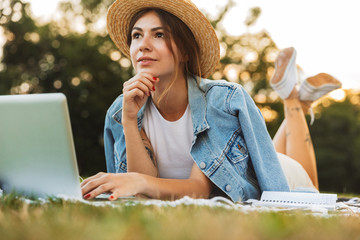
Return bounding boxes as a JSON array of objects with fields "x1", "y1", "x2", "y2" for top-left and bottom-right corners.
[
  {"x1": 80, "y1": 172, "x2": 146, "y2": 201},
  {"x1": 122, "y1": 73, "x2": 159, "y2": 122}
]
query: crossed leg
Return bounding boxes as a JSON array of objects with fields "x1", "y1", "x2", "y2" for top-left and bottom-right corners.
[
  {"x1": 269, "y1": 47, "x2": 341, "y2": 190},
  {"x1": 273, "y1": 89, "x2": 319, "y2": 189},
  {"x1": 269, "y1": 46, "x2": 321, "y2": 189}
]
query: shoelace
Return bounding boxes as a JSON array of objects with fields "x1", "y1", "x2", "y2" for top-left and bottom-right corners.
[{"x1": 309, "y1": 108, "x2": 315, "y2": 125}]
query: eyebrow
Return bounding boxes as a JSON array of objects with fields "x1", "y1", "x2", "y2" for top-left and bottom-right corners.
[{"x1": 131, "y1": 27, "x2": 164, "y2": 32}]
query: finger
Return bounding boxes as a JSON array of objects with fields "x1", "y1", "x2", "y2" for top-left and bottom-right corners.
[
  {"x1": 128, "y1": 73, "x2": 158, "y2": 93},
  {"x1": 125, "y1": 73, "x2": 158, "y2": 92},
  {"x1": 84, "y1": 183, "x2": 113, "y2": 200},
  {"x1": 141, "y1": 73, "x2": 159, "y2": 91},
  {"x1": 109, "y1": 189, "x2": 131, "y2": 201},
  {"x1": 81, "y1": 174, "x2": 110, "y2": 195},
  {"x1": 109, "y1": 186, "x2": 138, "y2": 201},
  {"x1": 108, "y1": 192, "x2": 118, "y2": 201},
  {"x1": 125, "y1": 72, "x2": 157, "y2": 86},
  {"x1": 140, "y1": 72, "x2": 159, "y2": 84},
  {"x1": 123, "y1": 88, "x2": 146, "y2": 102},
  {"x1": 80, "y1": 173, "x2": 102, "y2": 187},
  {"x1": 80, "y1": 172, "x2": 106, "y2": 188},
  {"x1": 123, "y1": 80, "x2": 151, "y2": 96}
]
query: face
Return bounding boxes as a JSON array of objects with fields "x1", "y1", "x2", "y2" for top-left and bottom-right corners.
[{"x1": 129, "y1": 11, "x2": 181, "y2": 78}]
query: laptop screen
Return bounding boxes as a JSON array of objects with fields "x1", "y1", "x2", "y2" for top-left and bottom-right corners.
[{"x1": 0, "y1": 93, "x2": 82, "y2": 198}]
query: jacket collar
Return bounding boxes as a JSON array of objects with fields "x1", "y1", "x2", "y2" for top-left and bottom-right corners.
[{"x1": 187, "y1": 75, "x2": 210, "y2": 135}]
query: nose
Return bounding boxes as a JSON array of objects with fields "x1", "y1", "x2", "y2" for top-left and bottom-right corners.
[{"x1": 139, "y1": 35, "x2": 152, "y2": 52}]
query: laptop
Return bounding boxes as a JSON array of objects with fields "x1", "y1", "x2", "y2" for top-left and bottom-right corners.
[{"x1": 0, "y1": 93, "x2": 84, "y2": 198}]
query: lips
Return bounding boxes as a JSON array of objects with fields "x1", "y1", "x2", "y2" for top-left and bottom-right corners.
[{"x1": 137, "y1": 56, "x2": 157, "y2": 62}]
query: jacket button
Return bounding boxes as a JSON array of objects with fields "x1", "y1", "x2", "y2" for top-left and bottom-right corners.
[
  {"x1": 238, "y1": 144, "x2": 246, "y2": 154},
  {"x1": 225, "y1": 184, "x2": 231, "y2": 192},
  {"x1": 199, "y1": 162, "x2": 206, "y2": 169}
]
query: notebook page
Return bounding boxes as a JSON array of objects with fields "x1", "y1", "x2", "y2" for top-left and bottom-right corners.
[{"x1": 253, "y1": 191, "x2": 337, "y2": 210}]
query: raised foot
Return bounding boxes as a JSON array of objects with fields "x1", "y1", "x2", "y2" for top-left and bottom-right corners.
[
  {"x1": 299, "y1": 73, "x2": 342, "y2": 102},
  {"x1": 269, "y1": 47, "x2": 297, "y2": 99}
]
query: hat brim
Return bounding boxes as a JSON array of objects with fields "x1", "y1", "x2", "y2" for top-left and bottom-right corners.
[{"x1": 107, "y1": 0, "x2": 220, "y2": 78}]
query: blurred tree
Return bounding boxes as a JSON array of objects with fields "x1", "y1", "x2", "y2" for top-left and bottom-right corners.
[
  {"x1": 0, "y1": 0, "x2": 133, "y2": 174},
  {"x1": 1, "y1": 0, "x2": 359, "y2": 193},
  {"x1": 209, "y1": 4, "x2": 284, "y2": 136},
  {"x1": 310, "y1": 91, "x2": 360, "y2": 193}
]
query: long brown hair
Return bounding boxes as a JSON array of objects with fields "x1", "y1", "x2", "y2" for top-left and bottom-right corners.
[{"x1": 127, "y1": 8, "x2": 202, "y2": 104}]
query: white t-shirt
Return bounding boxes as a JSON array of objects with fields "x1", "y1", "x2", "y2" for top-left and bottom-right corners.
[{"x1": 142, "y1": 100, "x2": 194, "y2": 179}]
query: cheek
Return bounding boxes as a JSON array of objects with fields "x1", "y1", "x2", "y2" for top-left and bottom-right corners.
[
  {"x1": 159, "y1": 46, "x2": 175, "y2": 62},
  {"x1": 129, "y1": 46, "x2": 138, "y2": 70}
]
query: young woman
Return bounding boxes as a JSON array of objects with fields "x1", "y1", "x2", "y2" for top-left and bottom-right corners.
[{"x1": 80, "y1": 0, "x2": 341, "y2": 202}]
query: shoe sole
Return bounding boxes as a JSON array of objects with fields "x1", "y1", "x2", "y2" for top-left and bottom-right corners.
[{"x1": 270, "y1": 47, "x2": 296, "y2": 85}]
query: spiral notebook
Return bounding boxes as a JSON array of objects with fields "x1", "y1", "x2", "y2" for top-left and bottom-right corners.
[{"x1": 253, "y1": 191, "x2": 338, "y2": 210}]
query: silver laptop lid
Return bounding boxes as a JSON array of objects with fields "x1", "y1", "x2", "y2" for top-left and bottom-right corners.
[{"x1": 0, "y1": 93, "x2": 82, "y2": 198}]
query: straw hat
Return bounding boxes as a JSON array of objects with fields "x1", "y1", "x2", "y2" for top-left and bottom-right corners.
[{"x1": 107, "y1": 0, "x2": 220, "y2": 78}]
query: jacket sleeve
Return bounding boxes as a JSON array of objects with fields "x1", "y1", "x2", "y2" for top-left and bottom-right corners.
[
  {"x1": 104, "y1": 110, "x2": 116, "y2": 173},
  {"x1": 230, "y1": 86, "x2": 290, "y2": 192}
]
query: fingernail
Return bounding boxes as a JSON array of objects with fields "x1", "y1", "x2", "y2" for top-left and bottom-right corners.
[
  {"x1": 84, "y1": 194, "x2": 91, "y2": 199},
  {"x1": 153, "y1": 77, "x2": 157, "y2": 80},
  {"x1": 152, "y1": 86, "x2": 155, "y2": 91},
  {"x1": 109, "y1": 195, "x2": 114, "y2": 200}
]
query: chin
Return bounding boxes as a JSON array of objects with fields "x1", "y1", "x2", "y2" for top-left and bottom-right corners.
[{"x1": 137, "y1": 68, "x2": 158, "y2": 76}]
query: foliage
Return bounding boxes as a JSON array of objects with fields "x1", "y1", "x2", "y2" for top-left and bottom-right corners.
[
  {"x1": 0, "y1": 0, "x2": 133, "y2": 174},
  {"x1": 207, "y1": 3, "x2": 285, "y2": 136},
  {"x1": 0, "y1": 0, "x2": 359, "y2": 193},
  {"x1": 310, "y1": 92, "x2": 360, "y2": 193}
]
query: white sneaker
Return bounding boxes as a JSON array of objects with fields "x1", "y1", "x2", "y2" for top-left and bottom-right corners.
[
  {"x1": 270, "y1": 47, "x2": 298, "y2": 99},
  {"x1": 299, "y1": 73, "x2": 342, "y2": 102},
  {"x1": 299, "y1": 73, "x2": 342, "y2": 125}
]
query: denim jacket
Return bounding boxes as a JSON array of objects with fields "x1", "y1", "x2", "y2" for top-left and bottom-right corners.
[{"x1": 104, "y1": 76, "x2": 290, "y2": 202}]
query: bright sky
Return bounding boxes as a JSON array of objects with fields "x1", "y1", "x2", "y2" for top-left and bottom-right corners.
[
  {"x1": 4, "y1": 0, "x2": 360, "y2": 89},
  {"x1": 194, "y1": 0, "x2": 360, "y2": 90}
]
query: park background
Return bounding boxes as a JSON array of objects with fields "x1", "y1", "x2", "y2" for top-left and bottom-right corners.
[{"x1": 1, "y1": 0, "x2": 359, "y2": 194}]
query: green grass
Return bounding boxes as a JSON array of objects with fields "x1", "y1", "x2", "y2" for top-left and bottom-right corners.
[{"x1": 0, "y1": 194, "x2": 360, "y2": 240}]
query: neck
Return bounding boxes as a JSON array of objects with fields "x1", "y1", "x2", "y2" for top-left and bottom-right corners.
[{"x1": 151, "y1": 73, "x2": 188, "y2": 121}]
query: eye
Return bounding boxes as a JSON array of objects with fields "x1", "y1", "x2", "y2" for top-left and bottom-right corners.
[
  {"x1": 155, "y1": 32, "x2": 164, "y2": 38},
  {"x1": 132, "y1": 32, "x2": 141, "y2": 39}
]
